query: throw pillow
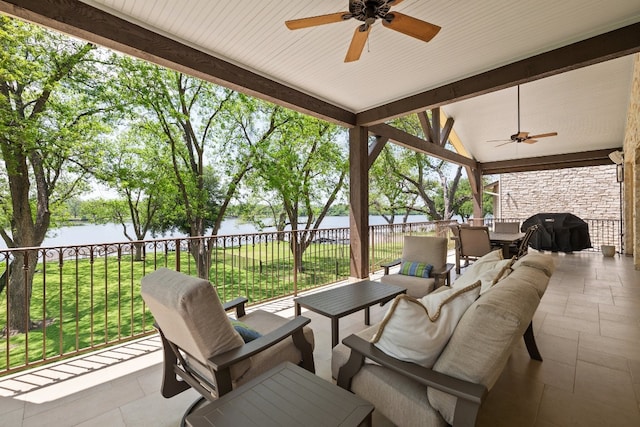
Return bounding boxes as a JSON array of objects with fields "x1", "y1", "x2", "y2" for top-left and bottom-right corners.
[
  {"x1": 477, "y1": 257, "x2": 515, "y2": 295},
  {"x1": 399, "y1": 261, "x2": 433, "y2": 278},
  {"x1": 452, "y1": 249, "x2": 505, "y2": 290},
  {"x1": 371, "y1": 281, "x2": 481, "y2": 368},
  {"x1": 230, "y1": 319, "x2": 262, "y2": 343}
]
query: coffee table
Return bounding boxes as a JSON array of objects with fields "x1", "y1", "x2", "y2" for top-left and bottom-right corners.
[
  {"x1": 185, "y1": 362, "x2": 374, "y2": 427},
  {"x1": 294, "y1": 280, "x2": 406, "y2": 347}
]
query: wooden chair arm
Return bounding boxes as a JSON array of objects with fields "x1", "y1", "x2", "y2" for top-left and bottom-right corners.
[
  {"x1": 208, "y1": 316, "x2": 312, "y2": 371},
  {"x1": 337, "y1": 334, "x2": 487, "y2": 427},
  {"x1": 380, "y1": 258, "x2": 401, "y2": 275},
  {"x1": 432, "y1": 263, "x2": 454, "y2": 287},
  {"x1": 223, "y1": 296, "x2": 248, "y2": 318}
]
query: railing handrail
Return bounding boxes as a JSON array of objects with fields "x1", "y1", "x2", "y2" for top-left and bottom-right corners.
[{"x1": 0, "y1": 218, "x2": 620, "y2": 375}]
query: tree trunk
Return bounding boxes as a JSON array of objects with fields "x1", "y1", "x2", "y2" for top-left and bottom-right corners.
[
  {"x1": 133, "y1": 242, "x2": 145, "y2": 261},
  {"x1": 189, "y1": 238, "x2": 213, "y2": 280},
  {"x1": 5, "y1": 251, "x2": 39, "y2": 334}
]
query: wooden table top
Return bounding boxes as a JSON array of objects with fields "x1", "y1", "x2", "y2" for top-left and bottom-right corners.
[
  {"x1": 294, "y1": 280, "x2": 405, "y2": 318},
  {"x1": 186, "y1": 362, "x2": 374, "y2": 427}
]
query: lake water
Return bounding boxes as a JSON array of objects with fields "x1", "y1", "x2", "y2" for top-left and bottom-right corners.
[{"x1": 0, "y1": 215, "x2": 430, "y2": 249}]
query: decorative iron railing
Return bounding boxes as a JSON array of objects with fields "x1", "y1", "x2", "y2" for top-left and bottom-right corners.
[{"x1": 0, "y1": 218, "x2": 619, "y2": 374}]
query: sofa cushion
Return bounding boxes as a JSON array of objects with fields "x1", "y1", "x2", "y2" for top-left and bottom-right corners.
[
  {"x1": 399, "y1": 260, "x2": 433, "y2": 278},
  {"x1": 427, "y1": 280, "x2": 541, "y2": 424},
  {"x1": 453, "y1": 252, "x2": 513, "y2": 293},
  {"x1": 331, "y1": 325, "x2": 447, "y2": 427},
  {"x1": 513, "y1": 252, "x2": 556, "y2": 277},
  {"x1": 370, "y1": 282, "x2": 481, "y2": 368}
]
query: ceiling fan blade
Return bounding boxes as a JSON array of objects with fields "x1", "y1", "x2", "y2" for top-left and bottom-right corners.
[
  {"x1": 524, "y1": 139, "x2": 537, "y2": 144},
  {"x1": 495, "y1": 141, "x2": 513, "y2": 147},
  {"x1": 516, "y1": 131, "x2": 529, "y2": 139},
  {"x1": 382, "y1": 12, "x2": 441, "y2": 42},
  {"x1": 527, "y1": 132, "x2": 558, "y2": 139},
  {"x1": 285, "y1": 12, "x2": 350, "y2": 30},
  {"x1": 388, "y1": 0, "x2": 406, "y2": 5},
  {"x1": 487, "y1": 139, "x2": 511, "y2": 143},
  {"x1": 345, "y1": 24, "x2": 371, "y2": 63}
]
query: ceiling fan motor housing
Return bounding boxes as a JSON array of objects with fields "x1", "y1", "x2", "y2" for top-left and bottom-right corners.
[{"x1": 350, "y1": 0, "x2": 392, "y2": 23}]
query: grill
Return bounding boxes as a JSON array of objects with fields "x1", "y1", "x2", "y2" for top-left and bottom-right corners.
[{"x1": 522, "y1": 213, "x2": 592, "y2": 253}]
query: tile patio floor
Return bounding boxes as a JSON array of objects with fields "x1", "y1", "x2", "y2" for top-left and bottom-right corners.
[{"x1": 1, "y1": 250, "x2": 639, "y2": 426}]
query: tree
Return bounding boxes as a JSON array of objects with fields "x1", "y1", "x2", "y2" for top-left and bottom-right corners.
[
  {"x1": 244, "y1": 112, "x2": 348, "y2": 269},
  {"x1": 0, "y1": 17, "x2": 118, "y2": 333},
  {"x1": 93, "y1": 126, "x2": 178, "y2": 260},
  {"x1": 369, "y1": 143, "x2": 417, "y2": 223},
  {"x1": 381, "y1": 115, "x2": 469, "y2": 220},
  {"x1": 116, "y1": 59, "x2": 292, "y2": 278}
]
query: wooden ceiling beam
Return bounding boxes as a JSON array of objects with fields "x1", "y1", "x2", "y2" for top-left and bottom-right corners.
[
  {"x1": 368, "y1": 123, "x2": 477, "y2": 169},
  {"x1": 480, "y1": 149, "x2": 615, "y2": 175},
  {"x1": 0, "y1": 0, "x2": 356, "y2": 127},
  {"x1": 356, "y1": 22, "x2": 640, "y2": 126}
]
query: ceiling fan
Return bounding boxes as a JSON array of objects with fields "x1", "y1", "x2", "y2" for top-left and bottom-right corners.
[
  {"x1": 285, "y1": 0, "x2": 441, "y2": 62},
  {"x1": 490, "y1": 85, "x2": 558, "y2": 147}
]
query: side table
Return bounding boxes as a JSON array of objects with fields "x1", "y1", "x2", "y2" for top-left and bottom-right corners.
[{"x1": 186, "y1": 362, "x2": 374, "y2": 427}]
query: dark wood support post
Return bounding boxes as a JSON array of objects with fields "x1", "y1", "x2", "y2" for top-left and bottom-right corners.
[
  {"x1": 350, "y1": 126, "x2": 369, "y2": 279},
  {"x1": 466, "y1": 166, "x2": 484, "y2": 225}
]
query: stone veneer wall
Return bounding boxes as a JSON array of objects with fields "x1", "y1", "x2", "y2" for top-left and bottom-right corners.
[
  {"x1": 623, "y1": 54, "x2": 640, "y2": 267},
  {"x1": 499, "y1": 165, "x2": 620, "y2": 220}
]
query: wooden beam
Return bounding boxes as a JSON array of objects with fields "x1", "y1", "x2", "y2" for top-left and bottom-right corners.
[
  {"x1": 369, "y1": 123, "x2": 477, "y2": 169},
  {"x1": 368, "y1": 136, "x2": 388, "y2": 170},
  {"x1": 349, "y1": 126, "x2": 369, "y2": 279},
  {"x1": 0, "y1": 0, "x2": 356, "y2": 127},
  {"x1": 357, "y1": 22, "x2": 640, "y2": 125},
  {"x1": 440, "y1": 117, "x2": 454, "y2": 147},
  {"x1": 480, "y1": 149, "x2": 614, "y2": 175},
  {"x1": 417, "y1": 111, "x2": 434, "y2": 143}
]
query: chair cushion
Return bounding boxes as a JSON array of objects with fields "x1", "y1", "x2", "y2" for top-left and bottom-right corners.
[
  {"x1": 380, "y1": 273, "x2": 436, "y2": 298},
  {"x1": 370, "y1": 282, "x2": 481, "y2": 368},
  {"x1": 233, "y1": 310, "x2": 315, "y2": 386},
  {"x1": 399, "y1": 261, "x2": 433, "y2": 278},
  {"x1": 402, "y1": 236, "x2": 448, "y2": 271},
  {"x1": 141, "y1": 268, "x2": 244, "y2": 362}
]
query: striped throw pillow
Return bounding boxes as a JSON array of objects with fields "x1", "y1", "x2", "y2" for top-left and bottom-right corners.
[{"x1": 399, "y1": 261, "x2": 433, "y2": 278}]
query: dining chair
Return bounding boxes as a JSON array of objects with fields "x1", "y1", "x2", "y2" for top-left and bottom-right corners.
[
  {"x1": 510, "y1": 224, "x2": 539, "y2": 258},
  {"x1": 494, "y1": 221, "x2": 521, "y2": 233},
  {"x1": 457, "y1": 226, "x2": 493, "y2": 272}
]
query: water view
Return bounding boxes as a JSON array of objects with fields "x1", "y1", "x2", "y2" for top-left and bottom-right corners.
[{"x1": 0, "y1": 215, "x2": 431, "y2": 249}]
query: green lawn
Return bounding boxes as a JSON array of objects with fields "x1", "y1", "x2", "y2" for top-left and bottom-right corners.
[{"x1": 1, "y1": 237, "x2": 407, "y2": 372}]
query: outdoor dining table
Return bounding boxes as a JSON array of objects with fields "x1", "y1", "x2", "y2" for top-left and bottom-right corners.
[{"x1": 489, "y1": 231, "x2": 525, "y2": 258}]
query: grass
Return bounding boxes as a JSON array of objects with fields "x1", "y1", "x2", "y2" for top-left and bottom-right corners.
[{"x1": 0, "y1": 237, "x2": 406, "y2": 373}]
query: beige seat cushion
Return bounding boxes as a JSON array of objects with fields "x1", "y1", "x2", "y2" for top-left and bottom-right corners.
[
  {"x1": 332, "y1": 325, "x2": 447, "y2": 427},
  {"x1": 234, "y1": 310, "x2": 315, "y2": 386},
  {"x1": 380, "y1": 273, "x2": 436, "y2": 298}
]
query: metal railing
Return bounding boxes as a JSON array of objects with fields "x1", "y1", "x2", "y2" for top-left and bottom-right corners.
[
  {"x1": 483, "y1": 217, "x2": 622, "y2": 252},
  {"x1": 0, "y1": 218, "x2": 618, "y2": 374}
]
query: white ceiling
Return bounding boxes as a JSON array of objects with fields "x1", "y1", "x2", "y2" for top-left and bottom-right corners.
[{"x1": 29, "y1": 1, "x2": 640, "y2": 163}]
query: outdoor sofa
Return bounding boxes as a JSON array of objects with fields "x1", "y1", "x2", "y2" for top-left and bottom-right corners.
[{"x1": 332, "y1": 250, "x2": 555, "y2": 427}]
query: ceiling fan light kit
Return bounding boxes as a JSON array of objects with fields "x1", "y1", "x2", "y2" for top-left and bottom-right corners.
[{"x1": 285, "y1": 0, "x2": 440, "y2": 62}]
